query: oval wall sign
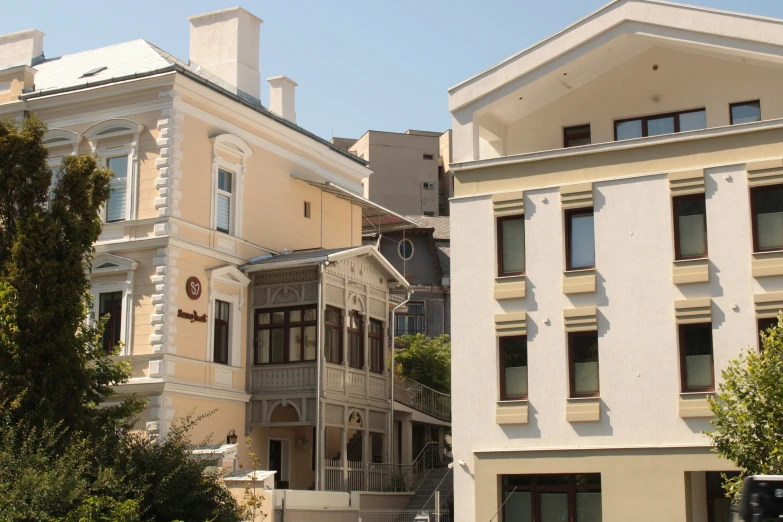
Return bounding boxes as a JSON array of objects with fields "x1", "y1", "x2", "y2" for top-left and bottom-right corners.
[{"x1": 186, "y1": 277, "x2": 202, "y2": 300}]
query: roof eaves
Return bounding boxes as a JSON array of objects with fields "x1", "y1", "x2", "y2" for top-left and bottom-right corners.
[{"x1": 20, "y1": 65, "x2": 177, "y2": 100}]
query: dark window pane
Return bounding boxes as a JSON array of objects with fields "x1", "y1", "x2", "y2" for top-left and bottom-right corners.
[
  {"x1": 500, "y1": 217, "x2": 525, "y2": 275},
  {"x1": 731, "y1": 101, "x2": 761, "y2": 124},
  {"x1": 679, "y1": 110, "x2": 706, "y2": 132},
  {"x1": 218, "y1": 169, "x2": 232, "y2": 192},
  {"x1": 576, "y1": 492, "x2": 603, "y2": 522},
  {"x1": 537, "y1": 475, "x2": 570, "y2": 486},
  {"x1": 501, "y1": 337, "x2": 528, "y2": 399},
  {"x1": 270, "y1": 328, "x2": 285, "y2": 363},
  {"x1": 616, "y1": 119, "x2": 643, "y2": 140},
  {"x1": 214, "y1": 300, "x2": 230, "y2": 365},
  {"x1": 540, "y1": 492, "x2": 569, "y2": 521},
  {"x1": 399, "y1": 240, "x2": 413, "y2": 259},
  {"x1": 571, "y1": 333, "x2": 599, "y2": 396},
  {"x1": 675, "y1": 196, "x2": 707, "y2": 258},
  {"x1": 503, "y1": 492, "x2": 533, "y2": 522},
  {"x1": 564, "y1": 125, "x2": 591, "y2": 148},
  {"x1": 504, "y1": 475, "x2": 533, "y2": 488},
  {"x1": 575, "y1": 474, "x2": 602, "y2": 487},
  {"x1": 647, "y1": 116, "x2": 675, "y2": 136},
  {"x1": 99, "y1": 291, "x2": 122, "y2": 353},
  {"x1": 681, "y1": 324, "x2": 714, "y2": 391},
  {"x1": 758, "y1": 317, "x2": 777, "y2": 351},
  {"x1": 408, "y1": 303, "x2": 424, "y2": 315},
  {"x1": 753, "y1": 186, "x2": 783, "y2": 251}
]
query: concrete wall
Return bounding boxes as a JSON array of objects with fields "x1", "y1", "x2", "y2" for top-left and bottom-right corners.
[{"x1": 354, "y1": 131, "x2": 440, "y2": 216}]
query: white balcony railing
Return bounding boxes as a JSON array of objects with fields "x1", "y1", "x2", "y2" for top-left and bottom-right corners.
[{"x1": 251, "y1": 364, "x2": 317, "y2": 393}]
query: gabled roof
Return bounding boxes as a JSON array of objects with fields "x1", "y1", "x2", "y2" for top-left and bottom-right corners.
[
  {"x1": 405, "y1": 215, "x2": 450, "y2": 240},
  {"x1": 449, "y1": 0, "x2": 783, "y2": 113},
  {"x1": 19, "y1": 40, "x2": 366, "y2": 167},
  {"x1": 241, "y1": 245, "x2": 409, "y2": 288}
]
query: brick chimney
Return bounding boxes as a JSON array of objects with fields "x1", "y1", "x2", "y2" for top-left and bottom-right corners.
[
  {"x1": 188, "y1": 7, "x2": 262, "y2": 102},
  {"x1": 267, "y1": 75, "x2": 297, "y2": 123}
]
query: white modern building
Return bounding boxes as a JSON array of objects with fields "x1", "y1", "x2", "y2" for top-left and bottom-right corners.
[{"x1": 448, "y1": 1, "x2": 783, "y2": 521}]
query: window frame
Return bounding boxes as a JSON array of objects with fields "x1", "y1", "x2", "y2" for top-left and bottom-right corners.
[
  {"x1": 499, "y1": 336, "x2": 528, "y2": 401},
  {"x1": 398, "y1": 239, "x2": 414, "y2": 260},
  {"x1": 101, "y1": 150, "x2": 133, "y2": 224},
  {"x1": 99, "y1": 291, "x2": 123, "y2": 354},
  {"x1": 395, "y1": 301, "x2": 426, "y2": 336},
  {"x1": 730, "y1": 100, "x2": 761, "y2": 125},
  {"x1": 501, "y1": 474, "x2": 602, "y2": 522},
  {"x1": 568, "y1": 331, "x2": 600, "y2": 399},
  {"x1": 213, "y1": 300, "x2": 231, "y2": 365},
  {"x1": 253, "y1": 305, "x2": 318, "y2": 365},
  {"x1": 614, "y1": 107, "x2": 706, "y2": 141},
  {"x1": 672, "y1": 193, "x2": 708, "y2": 260},
  {"x1": 497, "y1": 214, "x2": 525, "y2": 277},
  {"x1": 564, "y1": 207, "x2": 596, "y2": 271},
  {"x1": 215, "y1": 167, "x2": 234, "y2": 234},
  {"x1": 347, "y1": 312, "x2": 364, "y2": 370},
  {"x1": 369, "y1": 319, "x2": 384, "y2": 374},
  {"x1": 324, "y1": 306, "x2": 343, "y2": 365},
  {"x1": 563, "y1": 124, "x2": 591, "y2": 148},
  {"x1": 749, "y1": 184, "x2": 783, "y2": 253},
  {"x1": 678, "y1": 322, "x2": 715, "y2": 393}
]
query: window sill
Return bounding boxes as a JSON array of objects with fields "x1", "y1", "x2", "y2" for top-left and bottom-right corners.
[
  {"x1": 494, "y1": 274, "x2": 526, "y2": 300},
  {"x1": 751, "y1": 250, "x2": 783, "y2": 278},
  {"x1": 678, "y1": 392, "x2": 714, "y2": 418},
  {"x1": 563, "y1": 268, "x2": 596, "y2": 295},
  {"x1": 496, "y1": 400, "x2": 528, "y2": 425},
  {"x1": 566, "y1": 397, "x2": 600, "y2": 423},
  {"x1": 672, "y1": 257, "x2": 709, "y2": 285}
]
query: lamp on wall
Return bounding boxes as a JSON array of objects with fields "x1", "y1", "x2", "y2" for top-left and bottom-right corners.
[{"x1": 226, "y1": 429, "x2": 238, "y2": 445}]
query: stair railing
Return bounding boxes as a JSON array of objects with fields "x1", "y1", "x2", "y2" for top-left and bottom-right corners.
[
  {"x1": 364, "y1": 442, "x2": 450, "y2": 493},
  {"x1": 409, "y1": 442, "x2": 449, "y2": 491},
  {"x1": 393, "y1": 372, "x2": 452, "y2": 422}
]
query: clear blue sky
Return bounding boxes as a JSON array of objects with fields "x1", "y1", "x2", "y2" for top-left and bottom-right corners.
[{"x1": 3, "y1": 1, "x2": 783, "y2": 141}]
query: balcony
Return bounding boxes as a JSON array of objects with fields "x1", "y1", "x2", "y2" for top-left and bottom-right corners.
[
  {"x1": 251, "y1": 363, "x2": 317, "y2": 393},
  {"x1": 324, "y1": 363, "x2": 388, "y2": 401}
]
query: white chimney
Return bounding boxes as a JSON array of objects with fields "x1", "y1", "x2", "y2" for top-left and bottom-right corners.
[
  {"x1": 188, "y1": 7, "x2": 262, "y2": 101},
  {"x1": 0, "y1": 29, "x2": 45, "y2": 69},
  {"x1": 267, "y1": 75, "x2": 297, "y2": 123}
]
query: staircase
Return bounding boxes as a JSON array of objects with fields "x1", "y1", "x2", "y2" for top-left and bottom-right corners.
[{"x1": 403, "y1": 467, "x2": 453, "y2": 515}]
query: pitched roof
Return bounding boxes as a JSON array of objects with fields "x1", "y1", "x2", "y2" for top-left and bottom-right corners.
[
  {"x1": 405, "y1": 215, "x2": 450, "y2": 240},
  {"x1": 243, "y1": 247, "x2": 355, "y2": 267},
  {"x1": 22, "y1": 40, "x2": 365, "y2": 166},
  {"x1": 436, "y1": 245, "x2": 451, "y2": 280}
]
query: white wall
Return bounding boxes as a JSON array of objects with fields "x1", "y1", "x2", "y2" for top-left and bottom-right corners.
[{"x1": 450, "y1": 164, "x2": 782, "y2": 518}]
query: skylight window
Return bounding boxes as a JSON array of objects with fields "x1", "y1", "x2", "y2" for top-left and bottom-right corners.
[{"x1": 81, "y1": 66, "x2": 107, "y2": 78}]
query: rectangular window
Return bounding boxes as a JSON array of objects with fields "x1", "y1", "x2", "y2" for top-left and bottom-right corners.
[
  {"x1": 395, "y1": 302, "x2": 425, "y2": 336},
  {"x1": 213, "y1": 300, "x2": 230, "y2": 365},
  {"x1": 369, "y1": 319, "x2": 384, "y2": 374},
  {"x1": 758, "y1": 317, "x2": 777, "y2": 352},
  {"x1": 615, "y1": 108, "x2": 706, "y2": 141},
  {"x1": 216, "y1": 168, "x2": 233, "y2": 233},
  {"x1": 679, "y1": 323, "x2": 714, "y2": 392},
  {"x1": 730, "y1": 100, "x2": 761, "y2": 125},
  {"x1": 563, "y1": 124, "x2": 591, "y2": 148},
  {"x1": 497, "y1": 215, "x2": 525, "y2": 276},
  {"x1": 99, "y1": 291, "x2": 122, "y2": 354},
  {"x1": 348, "y1": 313, "x2": 364, "y2": 369},
  {"x1": 304, "y1": 201, "x2": 311, "y2": 219},
  {"x1": 502, "y1": 474, "x2": 602, "y2": 522},
  {"x1": 423, "y1": 154, "x2": 434, "y2": 160},
  {"x1": 673, "y1": 194, "x2": 707, "y2": 259},
  {"x1": 751, "y1": 185, "x2": 783, "y2": 252},
  {"x1": 423, "y1": 182, "x2": 435, "y2": 189},
  {"x1": 324, "y1": 307, "x2": 342, "y2": 364},
  {"x1": 255, "y1": 306, "x2": 317, "y2": 365},
  {"x1": 500, "y1": 336, "x2": 528, "y2": 400},
  {"x1": 565, "y1": 208, "x2": 595, "y2": 270},
  {"x1": 106, "y1": 155, "x2": 128, "y2": 222},
  {"x1": 569, "y1": 332, "x2": 599, "y2": 398}
]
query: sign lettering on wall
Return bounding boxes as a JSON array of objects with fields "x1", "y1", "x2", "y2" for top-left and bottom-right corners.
[
  {"x1": 186, "y1": 277, "x2": 202, "y2": 300},
  {"x1": 177, "y1": 309, "x2": 208, "y2": 323}
]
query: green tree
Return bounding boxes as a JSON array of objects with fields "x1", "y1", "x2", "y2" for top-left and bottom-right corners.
[
  {"x1": 707, "y1": 313, "x2": 783, "y2": 501},
  {"x1": 393, "y1": 334, "x2": 451, "y2": 393}
]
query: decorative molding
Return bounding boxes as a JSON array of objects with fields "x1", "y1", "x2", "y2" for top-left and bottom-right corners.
[
  {"x1": 150, "y1": 246, "x2": 180, "y2": 354},
  {"x1": 672, "y1": 258, "x2": 709, "y2": 285},
  {"x1": 494, "y1": 275, "x2": 526, "y2": 300},
  {"x1": 560, "y1": 182, "x2": 593, "y2": 209},
  {"x1": 90, "y1": 255, "x2": 136, "y2": 357},
  {"x1": 254, "y1": 268, "x2": 318, "y2": 286},
  {"x1": 746, "y1": 158, "x2": 783, "y2": 188},
  {"x1": 566, "y1": 397, "x2": 600, "y2": 422},
  {"x1": 155, "y1": 92, "x2": 184, "y2": 219},
  {"x1": 754, "y1": 292, "x2": 783, "y2": 319},
  {"x1": 564, "y1": 307, "x2": 598, "y2": 332},
  {"x1": 42, "y1": 128, "x2": 82, "y2": 155},
  {"x1": 751, "y1": 250, "x2": 783, "y2": 278},
  {"x1": 674, "y1": 298, "x2": 712, "y2": 324},
  {"x1": 495, "y1": 312, "x2": 527, "y2": 337},
  {"x1": 678, "y1": 393, "x2": 714, "y2": 418},
  {"x1": 492, "y1": 190, "x2": 524, "y2": 217},
  {"x1": 668, "y1": 169, "x2": 705, "y2": 196},
  {"x1": 496, "y1": 400, "x2": 528, "y2": 425},
  {"x1": 563, "y1": 269, "x2": 596, "y2": 294}
]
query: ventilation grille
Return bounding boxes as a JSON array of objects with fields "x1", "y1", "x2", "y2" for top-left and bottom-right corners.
[
  {"x1": 369, "y1": 410, "x2": 387, "y2": 431},
  {"x1": 325, "y1": 403, "x2": 344, "y2": 425}
]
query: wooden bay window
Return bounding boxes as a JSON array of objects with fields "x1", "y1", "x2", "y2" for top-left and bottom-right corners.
[
  {"x1": 348, "y1": 312, "x2": 364, "y2": 369},
  {"x1": 254, "y1": 305, "x2": 317, "y2": 365},
  {"x1": 369, "y1": 319, "x2": 384, "y2": 374},
  {"x1": 324, "y1": 306, "x2": 342, "y2": 364}
]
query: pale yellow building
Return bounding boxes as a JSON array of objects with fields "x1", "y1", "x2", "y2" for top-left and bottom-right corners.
[
  {"x1": 448, "y1": 1, "x2": 783, "y2": 521},
  {"x1": 0, "y1": 7, "x2": 435, "y2": 494}
]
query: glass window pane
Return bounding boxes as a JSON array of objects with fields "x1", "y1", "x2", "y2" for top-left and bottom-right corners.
[
  {"x1": 272, "y1": 311, "x2": 285, "y2": 324},
  {"x1": 572, "y1": 334, "x2": 599, "y2": 395},
  {"x1": 647, "y1": 116, "x2": 675, "y2": 136},
  {"x1": 304, "y1": 326, "x2": 317, "y2": 360},
  {"x1": 732, "y1": 102, "x2": 761, "y2": 124},
  {"x1": 106, "y1": 156, "x2": 128, "y2": 222},
  {"x1": 257, "y1": 330, "x2": 270, "y2": 364},
  {"x1": 537, "y1": 475, "x2": 570, "y2": 486},
  {"x1": 408, "y1": 304, "x2": 424, "y2": 315},
  {"x1": 304, "y1": 309, "x2": 317, "y2": 321},
  {"x1": 289, "y1": 327, "x2": 302, "y2": 362},
  {"x1": 678, "y1": 214, "x2": 706, "y2": 257},
  {"x1": 290, "y1": 310, "x2": 302, "y2": 322},
  {"x1": 679, "y1": 110, "x2": 706, "y2": 132},
  {"x1": 754, "y1": 187, "x2": 783, "y2": 250},
  {"x1": 540, "y1": 492, "x2": 569, "y2": 522},
  {"x1": 218, "y1": 169, "x2": 232, "y2": 192},
  {"x1": 271, "y1": 328, "x2": 285, "y2": 363},
  {"x1": 500, "y1": 217, "x2": 525, "y2": 274},
  {"x1": 682, "y1": 325, "x2": 713, "y2": 389},
  {"x1": 570, "y1": 213, "x2": 595, "y2": 269},
  {"x1": 258, "y1": 313, "x2": 270, "y2": 325},
  {"x1": 576, "y1": 492, "x2": 603, "y2": 522},
  {"x1": 503, "y1": 492, "x2": 533, "y2": 522},
  {"x1": 502, "y1": 337, "x2": 528, "y2": 398},
  {"x1": 616, "y1": 119, "x2": 643, "y2": 141},
  {"x1": 217, "y1": 193, "x2": 231, "y2": 233}
]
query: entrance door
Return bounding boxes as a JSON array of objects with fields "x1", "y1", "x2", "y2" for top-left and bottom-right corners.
[{"x1": 269, "y1": 439, "x2": 290, "y2": 489}]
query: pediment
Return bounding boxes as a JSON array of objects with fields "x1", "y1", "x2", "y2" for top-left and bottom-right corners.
[
  {"x1": 209, "y1": 265, "x2": 251, "y2": 288},
  {"x1": 91, "y1": 253, "x2": 138, "y2": 273}
]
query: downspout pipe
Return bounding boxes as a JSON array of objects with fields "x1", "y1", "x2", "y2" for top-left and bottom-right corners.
[
  {"x1": 389, "y1": 290, "x2": 412, "y2": 466},
  {"x1": 315, "y1": 262, "x2": 325, "y2": 490}
]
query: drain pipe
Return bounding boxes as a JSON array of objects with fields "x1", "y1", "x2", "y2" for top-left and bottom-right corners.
[
  {"x1": 389, "y1": 289, "x2": 412, "y2": 466},
  {"x1": 315, "y1": 261, "x2": 325, "y2": 490}
]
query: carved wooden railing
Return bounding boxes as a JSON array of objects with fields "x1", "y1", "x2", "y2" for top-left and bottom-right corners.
[
  {"x1": 251, "y1": 364, "x2": 317, "y2": 393},
  {"x1": 393, "y1": 373, "x2": 451, "y2": 422}
]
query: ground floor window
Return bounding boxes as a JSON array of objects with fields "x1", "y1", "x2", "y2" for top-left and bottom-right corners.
[{"x1": 502, "y1": 474, "x2": 602, "y2": 522}]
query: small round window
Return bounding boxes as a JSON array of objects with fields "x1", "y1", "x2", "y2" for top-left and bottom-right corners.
[{"x1": 398, "y1": 239, "x2": 414, "y2": 260}]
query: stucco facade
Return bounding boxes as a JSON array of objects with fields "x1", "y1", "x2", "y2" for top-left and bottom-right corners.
[{"x1": 448, "y1": 1, "x2": 783, "y2": 521}]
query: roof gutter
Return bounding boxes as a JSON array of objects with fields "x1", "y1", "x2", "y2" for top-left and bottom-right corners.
[{"x1": 20, "y1": 65, "x2": 178, "y2": 100}]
